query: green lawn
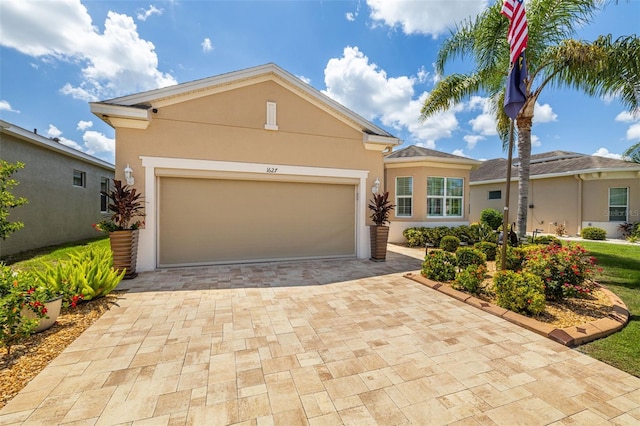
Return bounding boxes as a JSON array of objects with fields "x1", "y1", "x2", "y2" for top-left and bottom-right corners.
[
  {"x1": 2, "y1": 237, "x2": 109, "y2": 271},
  {"x1": 575, "y1": 241, "x2": 640, "y2": 377}
]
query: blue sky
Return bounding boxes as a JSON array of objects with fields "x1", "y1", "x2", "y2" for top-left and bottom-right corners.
[{"x1": 1, "y1": 0, "x2": 638, "y2": 165}]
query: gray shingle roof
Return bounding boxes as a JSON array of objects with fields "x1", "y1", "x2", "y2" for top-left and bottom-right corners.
[
  {"x1": 471, "y1": 151, "x2": 640, "y2": 182},
  {"x1": 386, "y1": 145, "x2": 472, "y2": 160}
]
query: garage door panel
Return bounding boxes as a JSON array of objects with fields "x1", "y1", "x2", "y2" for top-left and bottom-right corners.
[{"x1": 159, "y1": 177, "x2": 355, "y2": 266}]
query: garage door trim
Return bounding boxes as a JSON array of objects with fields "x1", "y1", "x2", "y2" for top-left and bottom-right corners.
[{"x1": 138, "y1": 156, "x2": 370, "y2": 270}]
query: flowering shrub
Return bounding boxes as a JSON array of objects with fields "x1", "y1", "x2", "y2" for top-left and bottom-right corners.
[
  {"x1": 474, "y1": 241, "x2": 497, "y2": 261},
  {"x1": 455, "y1": 247, "x2": 486, "y2": 270},
  {"x1": 422, "y1": 250, "x2": 457, "y2": 282},
  {"x1": 496, "y1": 246, "x2": 532, "y2": 271},
  {"x1": 493, "y1": 270, "x2": 546, "y2": 316},
  {"x1": 453, "y1": 264, "x2": 486, "y2": 295},
  {"x1": 0, "y1": 264, "x2": 50, "y2": 354},
  {"x1": 523, "y1": 243, "x2": 600, "y2": 301}
]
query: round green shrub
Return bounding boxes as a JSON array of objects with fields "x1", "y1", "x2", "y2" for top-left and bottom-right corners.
[
  {"x1": 581, "y1": 227, "x2": 607, "y2": 240},
  {"x1": 474, "y1": 241, "x2": 497, "y2": 261},
  {"x1": 534, "y1": 235, "x2": 561, "y2": 245},
  {"x1": 440, "y1": 235, "x2": 460, "y2": 252},
  {"x1": 456, "y1": 247, "x2": 487, "y2": 269},
  {"x1": 453, "y1": 264, "x2": 486, "y2": 295},
  {"x1": 493, "y1": 270, "x2": 546, "y2": 316},
  {"x1": 480, "y1": 208, "x2": 503, "y2": 230},
  {"x1": 496, "y1": 246, "x2": 528, "y2": 271},
  {"x1": 422, "y1": 249, "x2": 457, "y2": 282}
]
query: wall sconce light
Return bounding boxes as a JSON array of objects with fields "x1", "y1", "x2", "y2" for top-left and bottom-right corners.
[
  {"x1": 371, "y1": 178, "x2": 380, "y2": 195},
  {"x1": 124, "y1": 164, "x2": 134, "y2": 185}
]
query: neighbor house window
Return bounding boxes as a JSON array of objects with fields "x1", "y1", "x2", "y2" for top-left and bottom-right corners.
[
  {"x1": 100, "y1": 177, "x2": 110, "y2": 212},
  {"x1": 73, "y1": 170, "x2": 86, "y2": 188},
  {"x1": 609, "y1": 187, "x2": 628, "y2": 222},
  {"x1": 396, "y1": 177, "x2": 413, "y2": 217},
  {"x1": 488, "y1": 190, "x2": 502, "y2": 200},
  {"x1": 427, "y1": 177, "x2": 464, "y2": 217}
]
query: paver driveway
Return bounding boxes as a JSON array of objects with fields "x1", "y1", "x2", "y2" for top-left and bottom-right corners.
[{"x1": 1, "y1": 245, "x2": 640, "y2": 425}]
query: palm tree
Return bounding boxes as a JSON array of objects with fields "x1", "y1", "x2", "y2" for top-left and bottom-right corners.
[
  {"x1": 623, "y1": 142, "x2": 640, "y2": 163},
  {"x1": 421, "y1": 0, "x2": 640, "y2": 236}
]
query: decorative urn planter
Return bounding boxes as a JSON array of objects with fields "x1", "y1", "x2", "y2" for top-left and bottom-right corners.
[
  {"x1": 109, "y1": 229, "x2": 139, "y2": 279},
  {"x1": 22, "y1": 296, "x2": 63, "y2": 333},
  {"x1": 370, "y1": 225, "x2": 390, "y2": 262}
]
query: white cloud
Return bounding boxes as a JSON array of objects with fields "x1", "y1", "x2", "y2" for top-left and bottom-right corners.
[
  {"x1": 467, "y1": 96, "x2": 497, "y2": 136},
  {"x1": 83, "y1": 130, "x2": 114, "y2": 155},
  {"x1": 77, "y1": 120, "x2": 93, "y2": 131},
  {"x1": 367, "y1": 0, "x2": 488, "y2": 37},
  {"x1": 452, "y1": 149, "x2": 469, "y2": 158},
  {"x1": 530, "y1": 134, "x2": 541, "y2": 147},
  {"x1": 323, "y1": 46, "x2": 459, "y2": 146},
  {"x1": 346, "y1": 12, "x2": 356, "y2": 22},
  {"x1": 533, "y1": 102, "x2": 558, "y2": 123},
  {"x1": 297, "y1": 75, "x2": 311, "y2": 85},
  {"x1": 136, "y1": 4, "x2": 163, "y2": 21},
  {"x1": 615, "y1": 111, "x2": 639, "y2": 123},
  {"x1": 593, "y1": 148, "x2": 622, "y2": 159},
  {"x1": 46, "y1": 124, "x2": 63, "y2": 138},
  {"x1": 0, "y1": 0, "x2": 177, "y2": 101},
  {"x1": 0, "y1": 100, "x2": 20, "y2": 113},
  {"x1": 463, "y1": 135, "x2": 485, "y2": 149},
  {"x1": 202, "y1": 37, "x2": 213, "y2": 53},
  {"x1": 627, "y1": 123, "x2": 640, "y2": 141}
]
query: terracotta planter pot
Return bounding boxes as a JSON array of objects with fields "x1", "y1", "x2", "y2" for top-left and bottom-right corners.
[
  {"x1": 22, "y1": 296, "x2": 63, "y2": 333},
  {"x1": 370, "y1": 225, "x2": 390, "y2": 262},
  {"x1": 109, "y1": 229, "x2": 139, "y2": 279}
]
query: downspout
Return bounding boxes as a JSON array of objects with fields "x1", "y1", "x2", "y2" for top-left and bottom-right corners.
[{"x1": 575, "y1": 174, "x2": 583, "y2": 236}]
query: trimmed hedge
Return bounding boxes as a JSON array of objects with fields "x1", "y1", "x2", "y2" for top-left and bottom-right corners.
[{"x1": 581, "y1": 226, "x2": 607, "y2": 240}]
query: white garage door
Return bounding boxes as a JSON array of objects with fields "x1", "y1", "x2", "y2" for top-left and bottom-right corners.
[{"x1": 158, "y1": 177, "x2": 356, "y2": 266}]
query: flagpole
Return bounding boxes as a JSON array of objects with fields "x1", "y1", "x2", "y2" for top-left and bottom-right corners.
[{"x1": 501, "y1": 119, "x2": 515, "y2": 270}]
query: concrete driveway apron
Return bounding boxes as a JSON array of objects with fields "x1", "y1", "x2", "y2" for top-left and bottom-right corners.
[{"x1": 1, "y1": 245, "x2": 639, "y2": 425}]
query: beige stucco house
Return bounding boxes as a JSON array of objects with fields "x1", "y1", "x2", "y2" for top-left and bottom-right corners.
[
  {"x1": 384, "y1": 145, "x2": 481, "y2": 243},
  {"x1": 0, "y1": 120, "x2": 115, "y2": 257},
  {"x1": 90, "y1": 63, "x2": 402, "y2": 270},
  {"x1": 470, "y1": 151, "x2": 640, "y2": 237}
]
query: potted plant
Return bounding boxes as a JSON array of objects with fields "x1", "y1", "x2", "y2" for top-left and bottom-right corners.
[
  {"x1": 368, "y1": 191, "x2": 395, "y2": 262},
  {"x1": 95, "y1": 179, "x2": 144, "y2": 279}
]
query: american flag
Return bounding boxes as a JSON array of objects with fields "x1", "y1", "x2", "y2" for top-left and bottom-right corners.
[{"x1": 501, "y1": 0, "x2": 528, "y2": 64}]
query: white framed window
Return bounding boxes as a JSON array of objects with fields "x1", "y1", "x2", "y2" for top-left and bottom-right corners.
[
  {"x1": 100, "y1": 177, "x2": 110, "y2": 212},
  {"x1": 609, "y1": 187, "x2": 628, "y2": 222},
  {"x1": 488, "y1": 190, "x2": 502, "y2": 200},
  {"x1": 265, "y1": 101, "x2": 278, "y2": 130},
  {"x1": 73, "y1": 170, "x2": 86, "y2": 188},
  {"x1": 395, "y1": 176, "x2": 413, "y2": 217},
  {"x1": 427, "y1": 177, "x2": 463, "y2": 218}
]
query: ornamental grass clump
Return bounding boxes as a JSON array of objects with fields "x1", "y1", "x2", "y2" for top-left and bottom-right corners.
[
  {"x1": 523, "y1": 243, "x2": 600, "y2": 301},
  {"x1": 32, "y1": 247, "x2": 124, "y2": 306},
  {"x1": 422, "y1": 249, "x2": 457, "y2": 282},
  {"x1": 493, "y1": 270, "x2": 546, "y2": 316}
]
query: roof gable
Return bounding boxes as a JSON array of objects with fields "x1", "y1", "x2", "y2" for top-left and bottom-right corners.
[
  {"x1": 90, "y1": 63, "x2": 400, "y2": 150},
  {"x1": 385, "y1": 145, "x2": 481, "y2": 168}
]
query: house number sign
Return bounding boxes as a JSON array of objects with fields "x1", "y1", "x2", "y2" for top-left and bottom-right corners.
[{"x1": 266, "y1": 167, "x2": 278, "y2": 173}]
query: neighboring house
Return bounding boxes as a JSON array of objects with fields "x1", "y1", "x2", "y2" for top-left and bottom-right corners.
[
  {"x1": 384, "y1": 145, "x2": 482, "y2": 243},
  {"x1": 90, "y1": 63, "x2": 400, "y2": 270},
  {"x1": 470, "y1": 151, "x2": 640, "y2": 237},
  {"x1": 0, "y1": 120, "x2": 115, "y2": 257}
]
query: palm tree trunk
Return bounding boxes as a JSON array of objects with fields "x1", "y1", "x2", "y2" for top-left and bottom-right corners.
[{"x1": 515, "y1": 115, "x2": 533, "y2": 237}]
